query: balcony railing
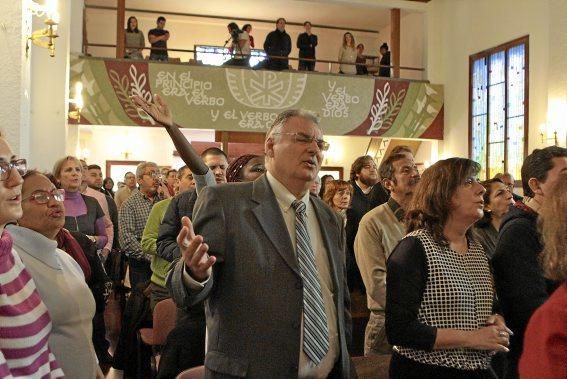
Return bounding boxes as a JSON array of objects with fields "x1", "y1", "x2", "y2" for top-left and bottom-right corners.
[{"x1": 84, "y1": 42, "x2": 425, "y2": 80}]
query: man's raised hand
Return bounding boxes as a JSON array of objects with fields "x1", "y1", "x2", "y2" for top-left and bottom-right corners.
[
  {"x1": 131, "y1": 93, "x2": 173, "y2": 127},
  {"x1": 176, "y1": 216, "x2": 216, "y2": 282}
]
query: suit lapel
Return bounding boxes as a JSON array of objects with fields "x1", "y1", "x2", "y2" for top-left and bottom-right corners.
[{"x1": 251, "y1": 176, "x2": 300, "y2": 277}]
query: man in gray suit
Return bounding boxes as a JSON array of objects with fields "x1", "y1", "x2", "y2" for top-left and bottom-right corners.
[{"x1": 167, "y1": 110, "x2": 354, "y2": 378}]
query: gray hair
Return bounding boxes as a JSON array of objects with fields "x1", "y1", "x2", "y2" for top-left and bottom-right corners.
[
  {"x1": 265, "y1": 109, "x2": 320, "y2": 143},
  {"x1": 135, "y1": 161, "x2": 158, "y2": 179}
]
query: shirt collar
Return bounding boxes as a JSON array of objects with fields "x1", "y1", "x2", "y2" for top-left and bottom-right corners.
[
  {"x1": 7, "y1": 225, "x2": 61, "y2": 270},
  {"x1": 387, "y1": 197, "x2": 405, "y2": 222},
  {"x1": 134, "y1": 188, "x2": 161, "y2": 203},
  {"x1": 266, "y1": 172, "x2": 311, "y2": 212},
  {"x1": 355, "y1": 180, "x2": 373, "y2": 194}
]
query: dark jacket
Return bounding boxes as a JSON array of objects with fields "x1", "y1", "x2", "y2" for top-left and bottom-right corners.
[
  {"x1": 105, "y1": 194, "x2": 119, "y2": 250},
  {"x1": 345, "y1": 181, "x2": 389, "y2": 292},
  {"x1": 297, "y1": 32, "x2": 318, "y2": 58},
  {"x1": 263, "y1": 29, "x2": 292, "y2": 70},
  {"x1": 492, "y1": 204, "x2": 559, "y2": 378},
  {"x1": 379, "y1": 51, "x2": 391, "y2": 77},
  {"x1": 157, "y1": 189, "x2": 198, "y2": 263},
  {"x1": 68, "y1": 231, "x2": 112, "y2": 313}
]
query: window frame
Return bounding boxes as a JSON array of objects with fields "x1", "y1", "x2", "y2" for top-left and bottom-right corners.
[{"x1": 468, "y1": 35, "x2": 529, "y2": 181}]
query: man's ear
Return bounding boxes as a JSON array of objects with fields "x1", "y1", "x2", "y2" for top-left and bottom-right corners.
[
  {"x1": 382, "y1": 178, "x2": 394, "y2": 192},
  {"x1": 265, "y1": 137, "x2": 275, "y2": 158},
  {"x1": 528, "y1": 177, "x2": 543, "y2": 197}
]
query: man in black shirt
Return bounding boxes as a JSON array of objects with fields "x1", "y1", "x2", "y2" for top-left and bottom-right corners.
[
  {"x1": 345, "y1": 156, "x2": 387, "y2": 293},
  {"x1": 148, "y1": 16, "x2": 170, "y2": 61},
  {"x1": 297, "y1": 21, "x2": 318, "y2": 71},
  {"x1": 263, "y1": 18, "x2": 292, "y2": 71}
]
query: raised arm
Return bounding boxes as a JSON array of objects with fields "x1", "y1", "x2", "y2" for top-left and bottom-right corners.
[{"x1": 132, "y1": 94, "x2": 209, "y2": 176}]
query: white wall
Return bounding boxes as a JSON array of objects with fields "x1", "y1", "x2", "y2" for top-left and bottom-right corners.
[
  {"x1": 79, "y1": 124, "x2": 215, "y2": 170},
  {"x1": 426, "y1": 0, "x2": 553, "y2": 160},
  {"x1": 0, "y1": 2, "x2": 30, "y2": 156}
]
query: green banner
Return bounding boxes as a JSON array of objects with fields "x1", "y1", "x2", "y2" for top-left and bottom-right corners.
[{"x1": 71, "y1": 55, "x2": 443, "y2": 139}]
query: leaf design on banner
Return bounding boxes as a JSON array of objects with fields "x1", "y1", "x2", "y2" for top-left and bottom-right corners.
[
  {"x1": 108, "y1": 67, "x2": 154, "y2": 125},
  {"x1": 380, "y1": 88, "x2": 406, "y2": 132},
  {"x1": 128, "y1": 65, "x2": 155, "y2": 124},
  {"x1": 129, "y1": 65, "x2": 152, "y2": 103},
  {"x1": 367, "y1": 82, "x2": 391, "y2": 134}
]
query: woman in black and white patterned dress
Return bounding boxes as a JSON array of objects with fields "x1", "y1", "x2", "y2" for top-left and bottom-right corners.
[{"x1": 386, "y1": 158, "x2": 512, "y2": 378}]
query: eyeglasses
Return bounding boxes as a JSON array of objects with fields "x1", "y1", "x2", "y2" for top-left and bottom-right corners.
[
  {"x1": 145, "y1": 171, "x2": 163, "y2": 180},
  {"x1": 0, "y1": 159, "x2": 27, "y2": 181},
  {"x1": 272, "y1": 132, "x2": 330, "y2": 151},
  {"x1": 23, "y1": 189, "x2": 65, "y2": 204}
]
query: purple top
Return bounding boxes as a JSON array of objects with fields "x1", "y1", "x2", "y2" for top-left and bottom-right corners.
[{"x1": 63, "y1": 190, "x2": 108, "y2": 249}]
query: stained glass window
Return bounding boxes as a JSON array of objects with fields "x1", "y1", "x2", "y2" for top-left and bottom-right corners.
[{"x1": 469, "y1": 37, "x2": 528, "y2": 180}]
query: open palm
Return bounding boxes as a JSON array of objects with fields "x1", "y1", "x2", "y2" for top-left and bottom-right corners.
[{"x1": 131, "y1": 94, "x2": 173, "y2": 127}]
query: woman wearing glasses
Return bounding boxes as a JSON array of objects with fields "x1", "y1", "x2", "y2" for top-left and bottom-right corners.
[
  {"x1": 0, "y1": 137, "x2": 64, "y2": 377},
  {"x1": 386, "y1": 158, "x2": 512, "y2": 378},
  {"x1": 52, "y1": 156, "x2": 108, "y2": 249},
  {"x1": 8, "y1": 170, "x2": 99, "y2": 378}
]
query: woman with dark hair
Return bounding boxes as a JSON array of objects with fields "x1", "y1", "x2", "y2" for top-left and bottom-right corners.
[
  {"x1": 338, "y1": 32, "x2": 357, "y2": 74},
  {"x1": 242, "y1": 24, "x2": 254, "y2": 48},
  {"x1": 226, "y1": 154, "x2": 265, "y2": 183},
  {"x1": 386, "y1": 158, "x2": 512, "y2": 378},
  {"x1": 125, "y1": 16, "x2": 145, "y2": 59},
  {"x1": 323, "y1": 179, "x2": 353, "y2": 225},
  {"x1": 102, "y1": 176, "x2": 115, "y2": 197},
  {"x1": 378, "y1": 42, "x2": 391, "y2": 77},
  {"x1": 519, "y1": 172, "x2": 567, "y2": 378},
  {"x1": 318, "y1": 174, "x2": 334, "y2": 198},
  {"x1": 473, "y1": 178, "x2": 514, "y2": 258},
  {"x1": 8, "y1": 170, "x2": 99, "y2": 378}
]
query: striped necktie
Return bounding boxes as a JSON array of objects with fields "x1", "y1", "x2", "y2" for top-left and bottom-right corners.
[{"x1": 291, "y1": 200, "x2": 329, "y2": 365}]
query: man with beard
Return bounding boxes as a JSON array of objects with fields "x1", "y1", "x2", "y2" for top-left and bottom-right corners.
[
  {"x1": 345, "y1": 155, "x2": 387, "y2": 293},
  {"x1": 354, "y1": 153, "x2": 420, "y2": 355}
]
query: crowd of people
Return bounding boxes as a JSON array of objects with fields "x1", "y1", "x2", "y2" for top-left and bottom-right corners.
[
  {"x1": 123, "y1": 15, "x2": 391, "y2": 76},
  {"x1": 0, "y1": 92, "x2": 565, "y2": 379}
]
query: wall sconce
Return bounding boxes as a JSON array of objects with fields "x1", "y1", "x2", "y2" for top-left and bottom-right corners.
[
  {"x1": 26, "y1": 0, "x2": 59, "y2": 58},
  {"x1": 68, "y1": 82, "x2": 84, "y2": 122},
  {"x1": 539, "y1": 123, "x2": 559, "y2": 146}
]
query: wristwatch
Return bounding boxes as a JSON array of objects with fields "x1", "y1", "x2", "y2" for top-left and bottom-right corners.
[{"x1": 87, "y1": 235, "x2": 96, "y2": 244}]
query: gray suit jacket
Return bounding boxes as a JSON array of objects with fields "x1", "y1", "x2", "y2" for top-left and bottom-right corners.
[{"x1": 167, "y1": 175, "x2": 353, "y2": 378}]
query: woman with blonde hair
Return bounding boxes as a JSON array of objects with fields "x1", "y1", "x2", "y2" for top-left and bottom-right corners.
[
  {"x1": 323, "y1": 179, "x2": 353, "y2": 225},
  {"x1": 519, "y1": 172, "x2": 567, "y2": 378},
  {"x1": 338, "y1": 32, "x2": 357, "y2": 75},
  {"x1": 52, "y1": 156, "x2": 107, "y2": 249}
]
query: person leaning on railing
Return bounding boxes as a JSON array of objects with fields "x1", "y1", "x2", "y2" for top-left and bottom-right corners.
[{"x1": 124, "y1": 16, "x2": 145, "y2": 60}]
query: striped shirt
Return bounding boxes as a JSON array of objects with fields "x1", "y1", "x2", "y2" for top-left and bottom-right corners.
[{"x1": 0, "y1": 230, "x2": 65, "y2": 378}]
